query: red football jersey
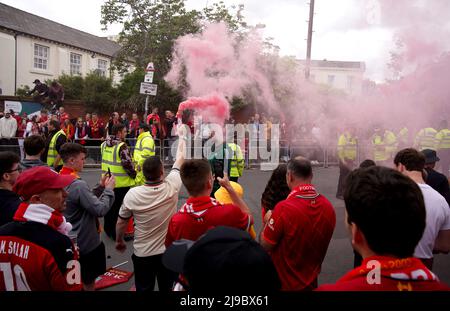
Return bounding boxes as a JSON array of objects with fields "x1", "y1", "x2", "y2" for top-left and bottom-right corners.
[
  {"x1": 0, "y1": 222, "x2": 81, "y2": 291},
  {"x1": 165, "y1": 196, "x2": 252, "y2": 246},
  {"x1": 316, "y1": 256, "x2": 450, "y2": 291},
  {"x1": 262, "y1": 184, "x2": 336, "y2": 291}
]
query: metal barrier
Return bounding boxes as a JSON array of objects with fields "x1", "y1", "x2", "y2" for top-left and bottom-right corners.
[{"x1": 0, "y1": 137, "x2": 384, "y2": 169}]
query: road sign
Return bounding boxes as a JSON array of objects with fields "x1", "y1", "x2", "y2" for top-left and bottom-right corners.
[
  {"x1": 140, "y1": 82, "x2": 157, "y2": 96},
  {"x1": 144, "y1": 72, "x2": 154, "y2": 83},
  {"x1": 146, "y1": 62, "x2": 154, "y2": 72}
]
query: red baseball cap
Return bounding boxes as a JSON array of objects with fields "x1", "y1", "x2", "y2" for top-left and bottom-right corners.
[{"x1": 13, "y1": 166, "x2": 75, "y2": 200}]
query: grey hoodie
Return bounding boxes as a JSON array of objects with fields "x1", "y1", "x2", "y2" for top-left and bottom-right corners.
[
  {"x1": 20, "y1": 158, "x2": 47, "y2": 171},
  {"x1": 64, "y1": 178, "x2": 115, "y2": 255}
]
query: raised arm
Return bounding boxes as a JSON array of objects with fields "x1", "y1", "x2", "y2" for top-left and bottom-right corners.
[{"x1": 217, "y1": 175, "x2": 252, "y2": 217}]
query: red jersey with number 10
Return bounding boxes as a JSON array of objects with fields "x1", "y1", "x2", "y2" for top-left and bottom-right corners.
[{"x1": 0, "y1": 221, "x2": 81, "y2": 291}]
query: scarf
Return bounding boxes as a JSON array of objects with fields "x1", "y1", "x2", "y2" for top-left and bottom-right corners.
[
  {"x1": 91, "y1": 120, "x2": 99, "y2": 132},
  {"x1": 76, "y1": 125, "x2": 87, "y2": 144},
  {"x1": 129, "y1": 120, "x2": 140, "y2": 136},
  {"x1": 90, "y1": 119, "x2": 104, "y2": 138},
  {"x1": 341, "y1": 256, "x2": 438, "y2": 284},
  {"x1": 77, "y1": 125, "x2": 87, "y2": 137},
  {"x1": 59, "y1": 166, "x2": 80, "y2": 179},
  {"x1": 13, "y1": 202, "x2": 72, "y2": 236},
  {"x1": 147, "y1": 114, "x2": 160, "y2": 137},
  {"x1": 287, "y1": 184, "x2": 320, "y2": 200},
  {"x1": 64, "y1": 123, "x2": 73, "y2": 138}
]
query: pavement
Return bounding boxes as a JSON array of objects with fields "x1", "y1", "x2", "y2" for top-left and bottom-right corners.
[{"x1": 79, "y1": 166, "x2": 450, "y2": 291}]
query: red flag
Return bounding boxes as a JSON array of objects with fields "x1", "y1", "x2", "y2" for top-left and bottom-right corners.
[{"x1": 95, "y1": 268, "x2": 133, "y2": 290}]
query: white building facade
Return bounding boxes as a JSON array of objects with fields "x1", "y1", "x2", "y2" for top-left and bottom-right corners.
[
  {"x1": 0, "y1": 3, "x2": 124, "y2": 96},
  {"x1": 299, "y1": 60, "x2": 366, "y2": 96}
]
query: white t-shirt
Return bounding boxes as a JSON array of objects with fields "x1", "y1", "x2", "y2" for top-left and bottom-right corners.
[
  {"x1": 119, "y1": 167, "x2": 182, "y2": 257},
  {"x1": 414, "y1": 183, "x2": 450, "y2": 259}
]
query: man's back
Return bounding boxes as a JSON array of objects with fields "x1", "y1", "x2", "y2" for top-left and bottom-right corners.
[
  {"x1": 317, "y1": 256, "x2": 449, "y2": 291},
  {"x1": 165, "y1": 196, "x2": 251, "y2": 247},
  {"x1": 425, "y1": 168, "x2": 450, "y2": 205},
  {"x1": 262, "y1": 185, "x2": 336, "y2": 290},
  {"x1": 415, "y1": 183, "x2": 450, "y2": 259},
  {"x1": 0, "y1": 117, "x2": 16, "y2": 138},
  {"x1": 20, "y1": 159, "x2": 47, "y2": 171},
  {"x1": 121, "y1": 169, "x2": 182, "y2": 257}
]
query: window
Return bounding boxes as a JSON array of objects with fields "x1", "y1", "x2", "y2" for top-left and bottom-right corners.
[
  {"x1": 34, "y1": 44, "x2": 49, "y2": 70},
  {"x1": 327, "y1": 75, "x2": 335, "y2": 86},
  {"x1": 70, "y1": 53, "x2": 82, "y2": 75},
  {"x1": 347, "y1": 76, "x2": 354, "y2": 91},
  {"x1": 97, "y1": 59, "x2": 107, "y2": 77}
]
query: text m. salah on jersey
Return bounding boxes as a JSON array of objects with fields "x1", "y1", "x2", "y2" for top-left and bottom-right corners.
[{"x1": 0, "y1": 240, "x2": 30, "y2": 260}]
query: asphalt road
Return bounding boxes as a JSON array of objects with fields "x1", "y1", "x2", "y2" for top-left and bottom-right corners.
[{"x1": 79, "y1": 166, "x2": 450, "y2": 291}]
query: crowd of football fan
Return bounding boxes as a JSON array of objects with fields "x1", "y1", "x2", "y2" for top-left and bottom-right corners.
[{"x1": 0, "y1": 107, "x2": 449, "y2": 291}]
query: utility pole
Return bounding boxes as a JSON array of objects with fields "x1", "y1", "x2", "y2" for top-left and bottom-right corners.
[
  {"x1": 305, "y1": 0, "x2": 315, "y2": 80},
  {"x1": 144, "y1": 95, "x2": 149, "y2": 120}
]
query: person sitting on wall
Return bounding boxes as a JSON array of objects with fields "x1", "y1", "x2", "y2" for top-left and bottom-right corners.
[
  {"x1": 48, "y1": 81, "x2": 65, "y2": 111},
  {"x1": 27, "y1": 79, "x2": 49, "y2": 103}
]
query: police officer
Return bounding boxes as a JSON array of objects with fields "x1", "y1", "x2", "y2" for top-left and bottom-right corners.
[
  {"x1": 336, "y1": 125, "x2": 357, "y2": 199},
  {"x1": 227, "y1": 132, "x2": 245, "y2": 182},
  {"x1": 436, "y1": 120, "x2": 450, "y2": 177},
  {"x1": 414, "y1": 126, "x2": 437, "y2": 151},
  {"x1": 133, "y1": 123, "x2": 155, "y2": 186},
  {"x1": 371, "y1": 126, "x2": 388, "y2": 166},
  {"x1": 43, "y1": 120, "x2": 67, "y2": 171},
  {"x1": 384, "y1": 128, "x2": 397, "y2": 161},
  {"x1": 227, "y1": 140, "x2": 244, "y2": 183},
  {"x1": 397, "y1": 126, "x2": 409, "y2": 150},
  {"x1": 101, "y1": 123, "x2": 136, "y2": 240}
]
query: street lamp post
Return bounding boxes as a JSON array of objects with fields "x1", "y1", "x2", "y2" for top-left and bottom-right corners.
[{"x1": 306, "y1": 0, "x2": 315, "y2": 80}]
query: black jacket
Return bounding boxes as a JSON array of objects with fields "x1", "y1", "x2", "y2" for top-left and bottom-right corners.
[
  {"x1": 0, "y1": 189, "x2": 22, "y2": 227},
  {"x1": 425, "y1": 168, "x2": 450, "y2": 206},
  {"x1": 28, "y1": 83, "x2": 49, "y2": 96}
]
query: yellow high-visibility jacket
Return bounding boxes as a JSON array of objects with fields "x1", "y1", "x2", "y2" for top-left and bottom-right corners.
[
  {"x1": 436, "y1": 129, "x2": 450, "y2": 150},
  {"x1": 372, "y1": 134, "x2": 388, "y2": 162},
  {"x1": 101, "y1": 142, "x2": 135, "y2": 188},
  {"x1": 415, "y1": 128, "x2": 437, "y2": 151},
  {"x1": 133, "y1": 131, "x2": 155, "y2": 185},
  {"x1": 337, "y1": 133, "x2": 357, "y2": 161},
  {"x1": 228, "y1": 143, "x2": 244, "y2": 177}
]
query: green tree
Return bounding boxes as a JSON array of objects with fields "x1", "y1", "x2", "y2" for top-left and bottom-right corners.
[
  {"x1": 202, "y1": 2, "x2": 247, "y2": 33},
  {"x1": 101, "y1": 0, "x2": 246, "y2": 75},
  {"x1": 101, "y1": 0, "x2": 248, "y2": 113},
  {"x1": 101, "y1": 0, "x2": 201, "y2": 75},
  {"x1": 116, "y1": 68, "x2": 145, "y2": 106},
  {"x1": 16, "y1": 85, "x2": 30, "y2": 96},
  {"x1": 81, "y1": 72, "x2": 117, "y2": 111},
  {"x1": 58, "y1": 74, "x2": 84, "y2": 99}
]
